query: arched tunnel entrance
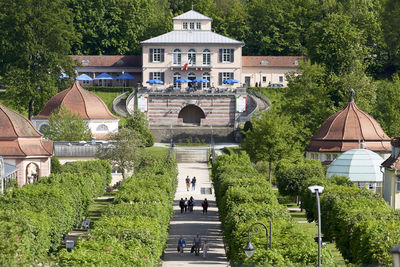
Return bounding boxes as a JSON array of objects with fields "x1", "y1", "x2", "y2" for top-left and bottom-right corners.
[{"x1": 178, "y1": 105, "x2": 206, "y2": 125}]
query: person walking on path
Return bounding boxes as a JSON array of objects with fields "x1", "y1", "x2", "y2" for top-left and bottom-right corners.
[
  {"x1": 193, "y1": 234, "x2": 202, "y2": 256},
  {"x1": 202, "y1": 198, "x2": 209, "y2": 214},
  {"x1": 177, "y1": 236, "x2": 186, "y2": 254},
  {"x1": 179, "y1": 198, "x2": 185, "y2": 213},
  {"x1": 202, "y1": 240, "x2": 209, "y2": 258},
  {"x1": 191, "y1": 176, "x2": 196, "y2": 191},
  {"x1": 185, "y1": 176, "x2": 191, "y2": 191},
  {"x1": 184, "y1": 197, "x2": 188, "y2": 213},
  {"x1": 188, "y1": 196, "x2": 194, "y2": 212}
]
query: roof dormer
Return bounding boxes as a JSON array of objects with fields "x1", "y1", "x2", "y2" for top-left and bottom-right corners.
[{"x1": 172, "y1": 10, "x2": 212, "y2": 31}]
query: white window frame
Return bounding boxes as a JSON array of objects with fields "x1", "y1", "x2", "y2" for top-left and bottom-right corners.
[
  {"x1": 183, "y1": 22, "x2": 188, "y2": 29},
  {"x1": 222, "y1": 72, "x2": 232, "y2": 81},
  {"x1": 153, "y1": 48, "x2": 162, "y2": 62},
  {"x1": 222, "y1": 49, "x2": 232, "y2": 63},
  {"x1": 173, "y1": 72, "x2": 181, "y2": 89},
  {"x1": 153, "y1": 72, "x2": 162, "y2": 81},
  {"x1": 396, "y1": 175, "x2": 400, "y2": 192},
  {"x1": 173, "y1": 49, "x2": 181, "y2": 65},
  {"x1": 196, "y1": 22, "x2": 201, "y2": 29},
  {"x1": 203, "y1": 49, "x2": 211, "y2": 66},
  {"x1": 279, "y1": 76, "x2": 284, "y2": 83},
  {"x1": 188, "y1": 49, "x2": 196, "y2": 66},
  {"x1": 189, "y1": 22, "x2": 195, "y2": 29},
  {"x1": 202, "y1": 72, "x2": 210, "y2": 89}
]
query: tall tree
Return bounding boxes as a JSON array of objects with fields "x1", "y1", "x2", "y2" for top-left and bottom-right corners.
[
  {"x1": 0, "y1": 0, "x2": 77, "y2": 119},
  {"x1": 96, "y1": 128, "x2": 144, "y2": 180},
  {"x1": 381, "y1": 0, "x2": 400, "y2": 75},
  {"x1": 281, "y1": 60, "x2": 334, "y2": 148},
  {"x1": 42, "y1": 107, "x2": 92, "y2": 141},
  {"x1": 306, "y1": 13, "x2": 367, "y2": 75},
  {"x1": 372, "y1": 75, "x2": 400, "y2": 137},
  {"x1": 241, "y1": 109, "x2": 299, "y2": 183},
  {"x1": 124, "y1": 110, "x2": 154, "y2": 147},
  {"x1": 68, "y1": 0, "x2": 172, "y2": 55}
]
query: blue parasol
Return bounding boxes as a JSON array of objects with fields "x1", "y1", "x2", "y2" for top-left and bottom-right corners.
[
  {"x1": 116, "y1": 73, "x2": 135, "y2": 80},
  {"x1": 94, "y1": 72, "x2": 114, "y2": 80},
  {"x1": 146, "y1": 79, "x2": 164, "y2": 84},
  {"x1": 192, "y1": 78, "x2": 209, "y2": 83},
  {"x1": 223, "y1": 79, "x2": 239, "y2": 84},
  {"x1": 76, "y1": 74, "x2": 93, "y2": 81}
]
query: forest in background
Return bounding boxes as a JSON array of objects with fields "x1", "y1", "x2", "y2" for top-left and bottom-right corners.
[{"x1": 1, "y1": 0, "x2": 400, "y2": 140}]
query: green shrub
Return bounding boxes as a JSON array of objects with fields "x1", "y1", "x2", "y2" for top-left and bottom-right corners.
[
  {"x1": 300, "y1": 178, "x2": 400, "y2": 264},
  {"x1": 212, "y1": 153, "x2": 334, "y2": 265},
  {"x1": 57, "y1": 153, "x2": 178, "y2": 266},
  {"x1": 0, "y1": 160, "x2": 111, "y2": 264}
]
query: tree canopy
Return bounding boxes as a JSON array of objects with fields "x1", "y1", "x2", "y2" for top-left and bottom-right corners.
[
  {"x1": 0, "y1": 0, "x2": 77, "y2": 119},
  {"x1": 42, "y1": 107, "x2": 92, "y2": 141}
]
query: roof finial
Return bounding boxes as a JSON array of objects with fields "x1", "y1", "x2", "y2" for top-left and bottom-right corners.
[
  {"x1": 192, "y1": 2, "x2": 194, "y2": 10},
  {"x1": 349, "y1": 88, "x2": 355, "y2": 102}
]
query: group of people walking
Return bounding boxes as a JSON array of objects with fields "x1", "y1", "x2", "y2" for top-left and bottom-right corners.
[
  {"x1": 185, "y1": 175, "x2": 196, "y2": 191},
  {"x1": 177, "y1": 234, "x2": 209, "y2": 258},
  {"x1": 179, "y1": 197, "x2": 208, "y2": 214}
]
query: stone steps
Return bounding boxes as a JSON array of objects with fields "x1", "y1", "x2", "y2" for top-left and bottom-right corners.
[{"x1": 175, "y1": 149, "x2": 209, "y2": 163}]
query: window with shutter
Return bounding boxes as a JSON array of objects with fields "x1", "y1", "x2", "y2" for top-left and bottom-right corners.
[
  {"x1": 161, "y1": 72, "x2": 165, "y2": 82},
  {"x1": 218, "y1": 73, "x2": 222, "y2": 85},
  {"x1": 230, "y1": 49, "x2": 234, "y2": 62},
  {"x1": 160, "y1": 49, "x2": 165, "y2": 62},
  {"x1": 150, "y1": 72, "x2": 153, "y2": 80},
  {"x1": 149, "y1": 49, "x2": 153, "y2": 62},
  {"x1": 218, "y1": 49, "x2": 222, "y2": 62}
]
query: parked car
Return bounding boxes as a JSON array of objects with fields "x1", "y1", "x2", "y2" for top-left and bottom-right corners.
[{"x1": 267, "y1": 83, "x2": 284, "y2": 88}]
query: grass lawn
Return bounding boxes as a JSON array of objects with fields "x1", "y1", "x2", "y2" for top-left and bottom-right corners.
[
  {"x1": 143, "y1": 146, "x2": 169, "y2": 157},
  {"x1": 87, "y1": 194, "x2": 115, "y2": 225}
]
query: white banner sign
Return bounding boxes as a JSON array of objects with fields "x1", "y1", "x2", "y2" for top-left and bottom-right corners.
[
  {"x1": 138, "y1": 95, "x2": 148, "y2": 112},
  {"x1": 236, "y1": 96, "x2": 247, "y2": 113}
]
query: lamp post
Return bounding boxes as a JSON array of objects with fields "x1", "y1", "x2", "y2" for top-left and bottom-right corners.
[
  {"x1": 308, "y1": 185, "x2": 324, "y2": 267},
  {"x1": 243, "y1": 222, "x2": 272, "y2": 258},
  {"x1": 392, "y1": 244, "x2": 400, "y2": 267}
]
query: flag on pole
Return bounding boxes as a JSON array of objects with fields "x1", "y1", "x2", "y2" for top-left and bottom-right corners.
[{"x1": 183, "y1": 56, "x2": 193, "y2": 70}]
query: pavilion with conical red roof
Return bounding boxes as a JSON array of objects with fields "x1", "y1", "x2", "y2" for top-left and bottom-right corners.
[
  {"x1": 0, "y1": 103, "x2": 53, "y2": 186},
  {"x1": 32, "y1": 81, "x2": 119, "y2": 140},
  {"x1": 305, "y1": 90, "x2": 391, "y2": 164}
]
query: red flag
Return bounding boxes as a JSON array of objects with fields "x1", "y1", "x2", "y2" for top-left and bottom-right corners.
[{"x1": 183, "y1": 56, "x2": 193, "y2": 70}]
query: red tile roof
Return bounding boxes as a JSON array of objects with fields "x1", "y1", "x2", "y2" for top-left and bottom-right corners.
[
  {"x1": 70, "y1": 55, "x2": 142, "y2": 68},
  {"x1": 306, "y1": 101, "x2": 391, "y2": 153},
  {"x1": 0, "y1": 104, "x2": 53, "y2": 156},
  {"x1": 33, "y1": 82, "x2": 118, "y2": 120},
  {"x1": 242, "y1": 56, "x2": 306, "y2": 67}
]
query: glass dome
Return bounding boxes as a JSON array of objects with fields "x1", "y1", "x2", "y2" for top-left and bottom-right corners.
[{"x1": 327, "y1": 149, "x2": 384, "y2": 182}]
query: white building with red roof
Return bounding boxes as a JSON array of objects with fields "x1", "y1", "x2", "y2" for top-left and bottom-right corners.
[
  {"x1": 31, "y1": 82, "x2": 119, "y2": 140},
  {"x1": 0, "y1": 103, "x2": 53, "y2": 186}
]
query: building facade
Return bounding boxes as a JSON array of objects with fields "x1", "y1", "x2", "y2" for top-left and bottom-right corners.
[
  {"x1": 141, "y1": 10, "x2": 243, "y2": 90},
  {"x1": 0, "y1": 104, "x2": 52, "y2": 186}
]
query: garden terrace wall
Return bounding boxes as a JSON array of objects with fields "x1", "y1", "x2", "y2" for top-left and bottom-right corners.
[
  {"x1": 212, "y1": 152, "x2": 334, "y2": 266},
  {"x1": 58, "y1": 152, "x2": 177, "y2": 266}
]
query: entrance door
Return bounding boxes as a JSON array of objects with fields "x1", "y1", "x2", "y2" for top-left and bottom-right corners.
[{"x1": 245, "y1": 76, "x2": 250, "y2": 87}]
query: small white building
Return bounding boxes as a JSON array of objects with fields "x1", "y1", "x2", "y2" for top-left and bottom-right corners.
[
  {"x1": 382, "y1": 138, "x2": 400, "y2": 210},
  {"x1": 32, "y1": 81, "x2": 119, "y2": 140}
]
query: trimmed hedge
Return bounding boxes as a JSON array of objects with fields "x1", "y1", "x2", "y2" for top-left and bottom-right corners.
[
  {"x1": 0, "y1": 160, "x2": 111, "y2": 265},
  {"x1": 301, "y1": 177, "x2": 400, "y2": 264},
  {"x1": 212, "y1": 152, "x2": 334, "y2": 266},
  {"x1": 58, "y1": 152, "x2": 178, "y2": 266}
]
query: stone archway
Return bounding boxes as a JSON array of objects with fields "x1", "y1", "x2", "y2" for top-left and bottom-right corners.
[{"x1": 178, "y1": 105, "x2": 205, "y2": 125}]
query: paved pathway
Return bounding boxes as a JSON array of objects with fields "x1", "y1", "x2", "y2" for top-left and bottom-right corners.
[{"x1": 162, "y1": 163, "x2": 229, "y2": 267}]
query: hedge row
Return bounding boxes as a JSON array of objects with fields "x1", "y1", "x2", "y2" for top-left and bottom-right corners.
[
  {"x1": 0, "y1": 160, "x2": 111, "y2": 265},
  {"x1": 58, "y1": 152, "x2": 178, "y2": 266},
  {"x1": 212, "y1": 152, "x2": 334, "y2": 266},
  {"x1": 301, "y1": 177, "x2": 400, "y2": 264}
]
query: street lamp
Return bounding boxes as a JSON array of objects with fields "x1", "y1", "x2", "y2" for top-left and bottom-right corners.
[
  {"x1": 308, "y1": 185, "x2": 324, "y2": 267},
  {"x1": 391, "y1": 244, "x2": 400, "y2": 267},
  {"x1": 243, "y1": 222, "x2": 272, "y2": 258},
  {"x1": 0, "y1": 156, "x2": 4, "y2": 194}
]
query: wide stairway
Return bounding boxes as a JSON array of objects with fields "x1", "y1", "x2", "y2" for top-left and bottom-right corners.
[{"x1": 162, "y1": 148, "x2": 229, "y2": 267}]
